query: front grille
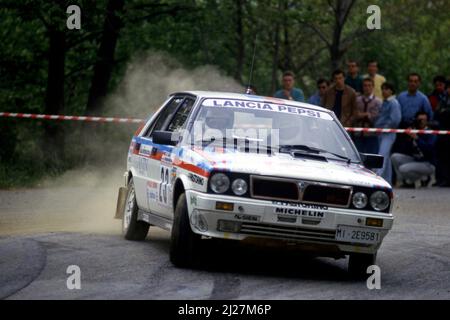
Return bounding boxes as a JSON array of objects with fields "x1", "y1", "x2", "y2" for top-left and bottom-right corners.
[
  {"x1": 240, "y1": 222, "x2": 336, "y2": 243},
  {"x1": 249, "y1": 175, "x2": 353, "y2": 208},
  {"x1": 302, "y1": 185, "x2": 351, "y2": 207},
  {"x1": 251, "y1": 177, "x2": 299, "y2": 201}
]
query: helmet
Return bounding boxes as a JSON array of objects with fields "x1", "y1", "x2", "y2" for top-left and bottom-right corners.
[{"x1": 204, "y1": 109, "x2": 234, "y2": 130}]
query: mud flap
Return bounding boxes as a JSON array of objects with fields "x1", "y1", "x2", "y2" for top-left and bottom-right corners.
[{"x1": 115, "y1": 187, "x2": 128, "y2": 219}]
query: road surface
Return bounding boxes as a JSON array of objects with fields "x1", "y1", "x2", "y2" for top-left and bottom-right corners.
[{"x1": 1, "y1": 169, "x2": 449, "y2": 299}]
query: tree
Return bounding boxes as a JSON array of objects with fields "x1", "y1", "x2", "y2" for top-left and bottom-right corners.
[{"x1": 86, "y1": 0, "x2": 125, "y2": 115}]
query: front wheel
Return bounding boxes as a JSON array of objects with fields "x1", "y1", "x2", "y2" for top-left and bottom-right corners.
[
  {"x1": 122, "y1": 178, "x2": 150, "y2": 241},
  {"x1": 170, "y1": 193, "x2": 202, "y2": 267},
  {"x1": 348, "y1": 252, "x2": 377, "y2": 279}
]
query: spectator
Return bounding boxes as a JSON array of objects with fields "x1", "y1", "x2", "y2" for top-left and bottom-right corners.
[
  {"x1": 428, "y1": 75, "x2": 447, "y2": 111},
  {"x1": 353, "y1": 78, "x2": 382, "y2": 154},
  {"x1": 391, "y1": 111, "x2": 436, "y2": 188},
  {"x1": 375, "y1": 82, "x2": 402, "y2": 184},
  {"x1": 345, "y1": 60, "x2": 363, "y2": 94},
  {"x1": 246, "y1": 85, "x2": 257, "y2": 95},
  {"x1": 308, "y1": 79, "x2": 329, "y2": 106},
  {"x1": 274, "y1": 71, "x2": 305, "y2": 102},
  {"x1": 322, "y1": 69, "x2": 357, "y2": 127},
  {"x1": 397, "y1": 73, "x2": 433, "y2": 128},
  {"x1": 364, "y1": 60, "x2": 386, "y2": 99},
  {"x1": 433, "y1": 79, "x2": 450, "y2": 187}
]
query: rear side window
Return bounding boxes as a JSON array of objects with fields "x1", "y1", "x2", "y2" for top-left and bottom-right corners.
[
  {"x1": 167, "y1": 98, "x2": 195, "y2": 132},
  {"x1": 146, "y1": 97, "x2": 183, "y2": 137}
]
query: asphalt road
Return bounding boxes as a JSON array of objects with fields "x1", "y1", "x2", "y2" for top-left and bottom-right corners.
[{"x1": 1, "y1": 170, "x2": 449, "y2": 299}]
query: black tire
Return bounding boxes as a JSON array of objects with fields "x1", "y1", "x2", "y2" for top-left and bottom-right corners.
[
  {"x1": 122, "y1": 178, "x2": 150, "y2": 241},
  {"x1": 348, "y1": 252, "x2": 377, "y2": 279},
  {"x1": 170, "y1": 193, "x2": 202, "y2": 267}
]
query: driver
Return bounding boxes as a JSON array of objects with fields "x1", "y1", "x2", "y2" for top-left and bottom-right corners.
[{"x1": 203, "y1": 108, "x2": 235, "y2": 142}]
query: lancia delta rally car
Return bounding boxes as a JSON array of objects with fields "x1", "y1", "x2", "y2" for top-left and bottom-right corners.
[{"x1": 115, "y1": 91, "x2": 394, "y2": 277}]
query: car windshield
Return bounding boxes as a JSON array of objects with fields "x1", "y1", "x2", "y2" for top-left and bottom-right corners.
[{"x1": 186, "y1": 98, "x2": 360, "y2": 163}]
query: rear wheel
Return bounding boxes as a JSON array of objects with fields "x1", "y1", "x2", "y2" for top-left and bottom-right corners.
[
  {"x1": 170, "y1": 193, "x2": 201, "y2": 267},
  {"x1": 122, "y1": 178, "x2": 150, "y2": 241},
  {"x1": 348, "y1": 252, "x2": 377, "y2": 279}
]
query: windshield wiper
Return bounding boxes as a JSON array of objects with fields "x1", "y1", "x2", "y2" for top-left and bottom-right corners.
[{"x1": 279, "y1": 144, "x2": 353, "y2": 163}]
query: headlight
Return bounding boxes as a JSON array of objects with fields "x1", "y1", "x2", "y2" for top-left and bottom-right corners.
[
  {"x1": 210, "y1": 173, "x2": 230, "y2": 194},
  {"x1": 370, "y1": 191, "x2": 390, "y2": 211},
  {"x1": 352, "y1": 192, "x2": 368, "y2": 209},
  {"x1": 231, "y1": 178, "x2": 248, "y2": 196}
]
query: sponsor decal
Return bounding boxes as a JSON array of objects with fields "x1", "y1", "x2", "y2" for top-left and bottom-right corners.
[
  {"x1": 147, "y1": 181, "x2": 158, "y2": 189},
  {"x1": 161, "y1": 151, "x2": 172, "y2": 165},
  {"x1": 272, "y1": 201, "x2": 328, "y2": 211},
  {"x1": 139, "y1": 145, "x2": 153, "y2": 156},
  {"x1": 202, "y1": 99, "x2": 333, "y2": 120},
  {"x1": 233, "y1": 213, "x2": 260, "y2": 222},
  {"x1": 188, "y1": 172, "x2": 204, "y2": 186},
  {"x1": 146, "y1": 181, "x2": 158, "y2": 207},
  {"x1": 170, "y1": 167, "x2": 177, "y2": 184},
  {"x1": 190, "y1": 194, "x2": 198, "y2": 206},
  {"x1": 274, "y1": 207, "x2": 325, "y2": 218},
  {"x1": 137, "y1": 157, "x2": 149, "y2": 176}
]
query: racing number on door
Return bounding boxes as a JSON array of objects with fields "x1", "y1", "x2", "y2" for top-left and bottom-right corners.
[{"x1": 159, "y1": 166, "x2": 170, "y2": 206}]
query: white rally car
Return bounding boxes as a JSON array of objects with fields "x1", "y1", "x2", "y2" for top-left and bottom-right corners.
[{"x1": 115, "y1": 91, "x2": 394, "y2": 277}]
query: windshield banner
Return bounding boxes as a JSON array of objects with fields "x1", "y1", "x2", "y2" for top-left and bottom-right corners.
[{"x1": 202, "y1": 99, "x2": 333, "y2": 121}]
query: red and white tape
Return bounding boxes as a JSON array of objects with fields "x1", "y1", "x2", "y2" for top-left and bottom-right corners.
[
  {"x1": 0, "y1": 112, "x2": 143, "y2": 124},
  {"x1": 1, "y1": 112, "x2": 450, "y2": 135},
  {"x1": 345, "y1": 127, "x2": 450, "y2": 135}
]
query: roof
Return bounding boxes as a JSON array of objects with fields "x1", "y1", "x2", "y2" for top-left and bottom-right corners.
[{"x1": 171, "y1": 91, "x2": 330, "y2": 113}]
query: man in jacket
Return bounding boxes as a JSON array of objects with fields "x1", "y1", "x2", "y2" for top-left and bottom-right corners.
[
  {"x1": 353, "y1": 78, "x2": 382, "y2": 154},
  {"x1": 321, "y1": 69, "x2": 358, "y2": 128}
]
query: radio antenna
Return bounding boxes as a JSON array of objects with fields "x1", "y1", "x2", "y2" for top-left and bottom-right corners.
[{"x1": 245, "y1": 35, "x2": 257, "y2": 95}]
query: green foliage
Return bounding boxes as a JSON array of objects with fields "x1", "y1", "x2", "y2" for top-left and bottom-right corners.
[{"x1": 0, "y1": 0, "x2": 449, "y2": 187}]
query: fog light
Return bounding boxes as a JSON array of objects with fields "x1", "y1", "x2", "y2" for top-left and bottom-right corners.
[
  {"x1": 366, "y1": 218, "x2": 383, "y2": 227},
  {"x1": 216, "y1": 201, "x2": 234, "y2": 211},
  {"x1": 190, "y1": 210, "x2": 208, "y2": 232},
  {"x1": 217, "y1": 220, "x2": 241, "y2": 233},
  {"x1": 197, "y1": 214, "x2": 208, "y2": 232}
]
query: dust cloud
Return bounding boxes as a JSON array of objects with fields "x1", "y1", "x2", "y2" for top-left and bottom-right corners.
[
  {"x1": 106, "y1": 52, "x2": 243, "y2": 117},
  {"x1": 0, "y1": 52, "x2": 243, "y2": 236}
]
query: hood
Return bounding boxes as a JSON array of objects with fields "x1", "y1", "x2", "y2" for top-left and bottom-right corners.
[{"x1": 189, "y1": 146, "x2": 391, "y2": 189}]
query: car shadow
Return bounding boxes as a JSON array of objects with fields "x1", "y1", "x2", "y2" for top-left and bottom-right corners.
[
  {"x1": 197, "y1": 239, "x2": 355, "y2": 282},
  {"x1": 144, "y1": 230, "x2": 359, "y2": 282}
]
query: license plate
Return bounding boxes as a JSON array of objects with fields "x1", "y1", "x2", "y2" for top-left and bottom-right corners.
[{"x1": 335, "y1": 226, "x2": 381, "y2": 244}]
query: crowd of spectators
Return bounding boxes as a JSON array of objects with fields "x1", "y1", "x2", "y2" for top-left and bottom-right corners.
[{"x1": 273, "y1": 63, "x2": 450, "y2": 188}]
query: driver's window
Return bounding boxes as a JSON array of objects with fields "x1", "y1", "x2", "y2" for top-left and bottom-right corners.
[
  {"x1": 167, "y1": 98, "x2": 195, "y2": 132},
  {"x1": 146, "y1": 97, "x2": 184, "y2": 137}
]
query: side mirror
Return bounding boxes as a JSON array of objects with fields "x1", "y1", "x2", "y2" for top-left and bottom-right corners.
[
  {"x1": 360, "y1": 153, "x2": 384, "y2": 169},
  {"x1": 152, "y1": 131, "x2": 179, "y2": 146}
]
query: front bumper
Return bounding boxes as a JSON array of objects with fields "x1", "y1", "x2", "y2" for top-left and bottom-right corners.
[{"x1": 186, "y1": 190, "x2": 394, "y2": 255}]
